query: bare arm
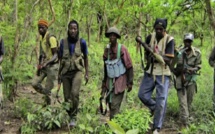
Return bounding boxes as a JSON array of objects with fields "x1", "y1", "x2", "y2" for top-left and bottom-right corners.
[{"x1": 42, "y1": 47, "x2": 58, "y2": 67}]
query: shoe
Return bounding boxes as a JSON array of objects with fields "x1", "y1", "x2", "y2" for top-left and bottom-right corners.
[
  {"x1": 69, "y1": 119, "x2": 76, "y2": 127},
  {"x1": 153, "y1": 129, "x2": 159, "y2": 134},
  {"x1": 150, "y1": 109, "x2": 154, "y2": 117}
]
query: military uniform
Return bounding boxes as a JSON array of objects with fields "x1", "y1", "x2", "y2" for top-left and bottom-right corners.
[
  {"x1": 58, "y1": 37, "x2": 88, "y2": 121},
  {"x1": 32, "y1": 32, "x2": 58, "y2": 105},
  {"x1": 175, "y1": 46, "x2": 201, "y2": 125}
]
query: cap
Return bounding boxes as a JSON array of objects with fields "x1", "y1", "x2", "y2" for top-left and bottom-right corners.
[{"x1": 184, "y1": 33, "x2": 194, "y2": 41}]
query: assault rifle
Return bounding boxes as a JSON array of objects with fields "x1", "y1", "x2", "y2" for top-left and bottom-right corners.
[
  {"x1": 135, "y1": 36, "x2": 165, "y2": 65},
  {"x1": 37, "y1": 54, "x2": 45, "y2": 76}
]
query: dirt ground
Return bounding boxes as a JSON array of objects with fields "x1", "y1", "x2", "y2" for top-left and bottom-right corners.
[{"x1": 0, "y1": 85, "x2": 180, "y2": 134}]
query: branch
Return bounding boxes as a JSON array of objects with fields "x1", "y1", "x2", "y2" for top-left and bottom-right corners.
[
  {"x1": 30, "y1": 0, "x2": 40, "y2": 13},
  {"x1": 113, "y1": 0, "x2": 126, "y2": 26},
  {"x1": 134, "y1": 12, "x2": 148, "y2": 28},
  {"x1": 48, "y1": 0, "x2": 56, "y2": 26}
]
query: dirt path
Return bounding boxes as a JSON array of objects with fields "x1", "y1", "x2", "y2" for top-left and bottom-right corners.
[
  {"x1": 0, "y1": 85, "x2": 68, "y2": 134},
  {"x1": 0, "y1": 85, "x2": 180, "y2": 134}
]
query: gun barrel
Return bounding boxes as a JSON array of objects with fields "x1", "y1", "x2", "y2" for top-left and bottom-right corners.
[{"x1": 135, "y1": 36, "x2": 153, "y2": 53}]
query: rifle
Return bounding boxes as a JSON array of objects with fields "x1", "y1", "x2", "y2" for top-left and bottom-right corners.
[
  {"x1": 0, "y1": 70, "x2": 4, "y2": 82},
  {"x1": 37, "y1": 55, "x2": 45, "y2": 76},
  {"x1": 135, "y1": 36, "x2": 165, "y2": 65}
]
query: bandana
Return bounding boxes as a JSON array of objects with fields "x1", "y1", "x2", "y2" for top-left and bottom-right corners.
[{"x1": 38, "y1": 19, "x2": 49, "y2": 27}]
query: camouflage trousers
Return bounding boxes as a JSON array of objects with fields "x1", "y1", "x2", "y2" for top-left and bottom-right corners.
[
  {"x1": 177, "y1": 83, "x2": 196, "y2": 125},
  {"x1": 32, "y1": 64, "x2": 58, "y2": 104},
  {"x1": 109, "y1": 91, "x2": 125, "y2": 120},
  {"x1": 62, "y1": 71, "x2": 83, "y2": 120}
]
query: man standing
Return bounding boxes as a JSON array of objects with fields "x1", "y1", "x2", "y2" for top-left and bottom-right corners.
[
  {"x1": 102, "y1": 27, "x2": 133, "y2": 120},
  {"x1": 174, "y1": 33, "x2": 201, "y2": 128},
  {"x1": 58, "y1": 20, "x2": 89, "y2": 127},
  {"x1": 32, "y1": 19, "x2": 58, "y2": 106},
  {"x1": 137, "y1": 18, "x2": 175, "y2": 134},
  {"x1": 0, "y1": 36, "x2": 4, "y2": 109}
]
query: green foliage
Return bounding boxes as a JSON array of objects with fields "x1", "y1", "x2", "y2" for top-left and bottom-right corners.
[
  {"x1": 107, "y1": 120, "x2": 139, "y2": 134},
  {"x1": 20, "y1": 102, "x2": 69, "y2": 133},
  {"x1": 111, "y1": 108, "x2": 152, "y2": 134},
  {"x1": 77, "y1": 114, "x2": 99, "y2": 133},
  {"x1": 14, "y1": 97, "x2": 35, "y2": 118},
  {"x1": 109, "y1": 121, "x2": 140, "y2": 134}
]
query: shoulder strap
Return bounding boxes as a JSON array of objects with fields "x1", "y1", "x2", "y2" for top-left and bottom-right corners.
[
  {"x1": 117, "y1": 44, "x2": 121, "y2": 59},
  {"x1": 107, "y1": 44, "x2": 122, "y2": 60},
  {"x1": 46, "y1": 33, "x2": 51, "y2": 47},
  {"x1": 46, "y1": 34, "x2": 58, "y2": 47}
]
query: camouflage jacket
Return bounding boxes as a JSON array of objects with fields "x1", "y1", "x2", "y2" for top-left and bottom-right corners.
[{"x1": 175, "y1": 46, "x2": 201, "y2": 89}]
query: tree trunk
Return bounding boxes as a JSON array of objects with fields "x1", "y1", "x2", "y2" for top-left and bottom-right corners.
[
  {"x1": 205, "y1": 0, "x2": 215, "y2": 45},
  {"x1": 96, "y1": 11, "x2": 103, "y2": 42}
]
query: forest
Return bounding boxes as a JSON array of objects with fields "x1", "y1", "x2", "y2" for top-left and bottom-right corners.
[{"x1": 1, "y1": 0, "x2": 215, "y2": 134}]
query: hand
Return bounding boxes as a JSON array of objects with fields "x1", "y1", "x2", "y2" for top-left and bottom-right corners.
[
  {"x1": 58, "y1": 75, "x2": 61, "y2": 84},
  {"x1": 127, "y1": 84, "x2": 132, "y2": 92},
  {"x1": 42, "y1": 62, "x2": 47, "y2": 68},
  {"x1": 37, "y1": 64, "x2": 43, "y2": 70},
  {"x1": 85, "y1": 74, "x2": 89, "y2": 85}
]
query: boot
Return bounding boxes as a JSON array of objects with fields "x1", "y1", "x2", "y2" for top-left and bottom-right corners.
[{"x1": 42, "y1": 95, "x2": 51, "y2": 106}]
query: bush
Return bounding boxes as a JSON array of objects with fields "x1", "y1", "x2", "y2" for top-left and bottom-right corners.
[{"x1": 111, "y1": 108, "x2": 152, "y2": 133}]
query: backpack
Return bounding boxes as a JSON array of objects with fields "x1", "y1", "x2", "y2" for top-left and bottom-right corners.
[{"x1": 105, "y1": 44, "x2": 126, "y2": 78}]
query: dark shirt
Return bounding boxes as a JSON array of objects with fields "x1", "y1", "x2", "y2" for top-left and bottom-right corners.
[
  {"x1": 0, "y1": 37, "x2": 5, "y2": 56},
  {"x1": 145, "y1": 34, "x2": 174, "y2": 57},
  {"x1": 59, "y1": 38, "x2": 88, "y2": 59}
]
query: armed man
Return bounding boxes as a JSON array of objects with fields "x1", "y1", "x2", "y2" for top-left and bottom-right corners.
[
  {"x1": 137, "y1": 18, "x2": 175, "y2": 134},
  {"x1": 174, "y1": 33, "x2": 201, "y2": 129},
  {"x1": 31, "y1": 19, "x2": 58, "y2": 106}
]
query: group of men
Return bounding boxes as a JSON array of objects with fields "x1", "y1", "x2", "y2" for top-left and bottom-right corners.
[
  {"x1": 137, "y1": 18, "x2": 202, "y2": 134},
  {"x1": 31, "y1": 19, "x2": 89, "y2": 127},
  {"x1": 101, "y1": 18, "x2": 202, "y2": 134},
  {"x1": 5, "y1": 17, "x2": 212, "y2": 133}
]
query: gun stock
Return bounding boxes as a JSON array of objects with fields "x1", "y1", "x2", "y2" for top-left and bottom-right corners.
[
  {"x1": 37, "y1": 55, "x2": 45, "y2": 76},
  {"x1": 135, "y1": 36, "x2": 165, "y2": 65}
]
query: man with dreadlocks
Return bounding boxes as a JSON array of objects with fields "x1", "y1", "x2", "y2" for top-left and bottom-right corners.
[
  {"x1": 58, "y1": 20, "x2": 89, "y2": 127},
  {"x1": 138, "y1": 18, "x2": 175, "y2": 134}
]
